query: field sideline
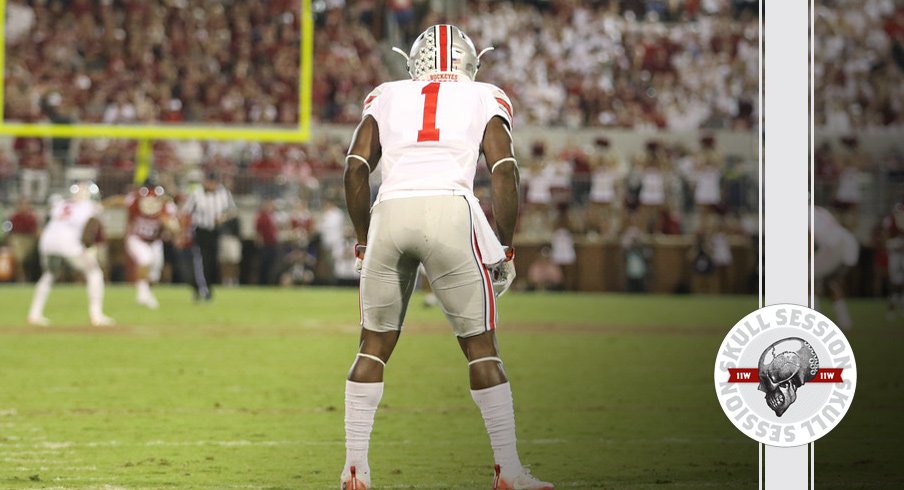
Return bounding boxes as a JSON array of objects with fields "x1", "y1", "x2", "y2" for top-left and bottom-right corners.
[{"x1": 0, "y1": 285, "x2": 900, "y2": 489}]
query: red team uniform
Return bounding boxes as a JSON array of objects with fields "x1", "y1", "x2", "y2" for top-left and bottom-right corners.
[{"x1": 124, "y1": 185, "x2": 176, "y2": 308}]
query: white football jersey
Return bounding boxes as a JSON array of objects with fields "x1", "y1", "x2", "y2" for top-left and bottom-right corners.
[
  {"x1": 362, "y1": 79, "x2": 513, "y2": 202},
  {"x1": 813, "y1": 206, "x2": 847, "y2": 248},
  {"x1": 40, "y1": 199, "x2": 102, "y2": 258},
  {"x1": 814, "y1": 206, "x2": 859, "y2": 266}
]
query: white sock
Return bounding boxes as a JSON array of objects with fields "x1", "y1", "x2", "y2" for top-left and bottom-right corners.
[
  {"x1": 833, "y1": 299, "x2": 852, "y2": 329},
  {"x1": 471, "y1": 382, "x2": 522, "y2": 478},
  {"x1": 86, "y1": 268, "x2": 105, "y2": 319},
  {"x1": 344, "y1": 380, "x2": 383, "y2": 477},
  {"x1": 137, "y1": 279, "x2": 152, "y2": 299},
  {"x1": 29, "y1": 272, "x2": 54, "y2": 318}
]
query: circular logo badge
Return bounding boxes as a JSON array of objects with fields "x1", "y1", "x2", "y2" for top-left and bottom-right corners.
[{"x1": 713, "y1": 304, "x2": 857, "y2": 447}]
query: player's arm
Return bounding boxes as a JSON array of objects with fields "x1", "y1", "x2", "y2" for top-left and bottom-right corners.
[
  {"x1": 162, "y1": 200, "x2": 181, "y2": 235},
  {"x1": 482, "y1": 116, "x2": 518, "y2": 248},
  {"x1": 81, "y1": 217, "x2": 102, "y2": 248},
  {"x1": 344, "y1": 115, "x2": 381, "y2": 246},
  {"x1": 216, "y1": 190, "x2": 238, "y2": 224},
  {"x1": 102, "y1": 194, "x2": 128, "y2": 208}
]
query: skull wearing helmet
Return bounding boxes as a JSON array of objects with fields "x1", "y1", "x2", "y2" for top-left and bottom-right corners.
[{"x1": 757, "y1": 338, "x2": 819, "y2": 417}]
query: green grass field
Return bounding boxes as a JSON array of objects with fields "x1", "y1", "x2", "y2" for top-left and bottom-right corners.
[{"x1": 0, "y1": 285, "x2": 900, "y2": 489}]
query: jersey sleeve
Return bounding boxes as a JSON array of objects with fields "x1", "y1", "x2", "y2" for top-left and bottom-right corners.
[
  {"x1": 485, "y1": 85, "x2": 514, "y2": 128},
  {"x1": 164, "y1": 200, "x2": 177, "y2": 216},
  {"x1": 361, "y1": 84, "x2": 386, "y2": 120}
]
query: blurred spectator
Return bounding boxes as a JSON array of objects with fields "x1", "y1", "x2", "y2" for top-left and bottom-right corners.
[
  {"x1": 16, "y1": 136, "x2": 49, "y2": 203},
  {"x1": 710, "y1": 218, "x2": 734, "y2": 291},
  {"x1": 637, "y1": 141, "x2": 669, "y2": 233},
  {"x1": 693, "y1": 135, "x2": 724, "y2": 228},
  {"x1": 255, "y1": 200, "x2": 280, "y2": 285},
  {"x1": 250, "y1": 147, "x2": 284, "y2": 199},
  {"x1": 621, "y1": 214, "x2": 652, "y2": 293},
  {"x1": 315, "y1": 200, "x2": 345, "y2": 283},
  {"x1": 218, "y1": 215, "x2": 242, "y2": 287},
  {"x1": 522, "y1": 141, "x2": 554, "y2": 215},
  {"x1": 7, "y1": 197, "x2": 39, "y2": 282},
  {"x1": 833, "y1": 136, "x2": 870, "y2": 229},
  {"x1": 527, "y1": 245, "x2": 564, "y2": 291},
  {"x1": 571, "y1": 151, "x2": 592, "y2": 206},
  {"x1": 0, "y1": 148, "x2": 16, "y2": 202},
  {"x1": 587, "y1": 137, "x2": 623, "y2": 237},
  {"x1": 688, "y1": 230, "x2": 718, "y2": 293},
  {"x1": 550, "y1": 217, "x2": 577, "y2": 290}
]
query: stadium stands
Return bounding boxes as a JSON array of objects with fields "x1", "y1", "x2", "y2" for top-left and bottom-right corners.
[{"x1": 4, "y1": 0, "x2": 893, "y2": 297}]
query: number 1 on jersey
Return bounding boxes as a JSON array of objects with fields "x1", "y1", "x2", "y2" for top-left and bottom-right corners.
[{"x1": 417, "y1": 82, "x2": 441, "y2": 142}]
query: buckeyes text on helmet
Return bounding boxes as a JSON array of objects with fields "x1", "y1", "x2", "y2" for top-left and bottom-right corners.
[{"x1": 393, "y1": 25, "x2": 495, "y2": 82}]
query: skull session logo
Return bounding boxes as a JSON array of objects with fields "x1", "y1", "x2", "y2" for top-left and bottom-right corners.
[{"x1": 714, "y1": 305, "x2": 857, "y2": 447}]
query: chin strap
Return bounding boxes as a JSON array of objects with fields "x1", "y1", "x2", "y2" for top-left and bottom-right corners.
[
  {"x1": 391, "y1": 46, "x2": 410, "y2": 61},
  {"x1": 477, "y1": 46, "x2": 495, "y2": 60}
]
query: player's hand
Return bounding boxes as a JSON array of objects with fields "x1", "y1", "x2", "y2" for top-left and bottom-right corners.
[
  {"x1": 354, "y1": 243, "x2": 366, "y2": 273},
  {"x1": 490, "y1": 260, "x2": 515, "y2": 298}
]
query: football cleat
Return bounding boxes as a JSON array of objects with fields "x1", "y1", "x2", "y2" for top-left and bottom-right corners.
[
  {"x1": 493, "y1": 464, "x2": 554, "y2": 490},
  {"x1": 27, "y1": 315, "x2": 51, "y2": 327},
  {"x1": 138, "y1": 294, "x2": 159, "y2": 310},
  {"x1": 90, "y1": 314, "x2": 116, "y2": 327},
  {"x1": 340, "y1": 465, "x2": 369, "y2": 490}
]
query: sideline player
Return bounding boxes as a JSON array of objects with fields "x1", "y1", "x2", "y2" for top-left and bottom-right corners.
[
  {"x1": 340, "y1": 25, "x2": 553, "y2": 490},
  {"x1": 813, "y1": 206, "x2": 859, "y2": 329},
  {"x1": 27, "y1": 181, "x2": 115, "y2": 327},
  {"x1": 106, "y1": 179, "x2": 179, "y2": 309}
]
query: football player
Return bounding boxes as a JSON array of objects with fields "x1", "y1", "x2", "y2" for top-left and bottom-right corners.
[
  {"x1": 340, "y1": 25, "x2": 553, "y2": 490},
  {"x1": 27, "y1": 181, "x2": 115, "y2": 327},
  {"x1": 107, "y1": 179, "x2": 179, "y2": 309},
  {"x1": 814, "y1": 206, "x2": 859, "y2": 330}
]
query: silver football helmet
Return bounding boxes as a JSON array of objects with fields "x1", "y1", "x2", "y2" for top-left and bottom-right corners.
[
  {"x1": 392, "y1": 25, "x2": 494, "y2": 82},
  {"x1": 69, "y1": 180, "x2": 101, "y2": 201}
]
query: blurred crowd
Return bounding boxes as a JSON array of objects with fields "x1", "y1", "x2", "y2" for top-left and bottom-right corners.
[
  {"x1": 6, "y1": 0, "x2": 301, "y2": 125},
  {"x1": 318, "y1": 0, "x2": 759, "y2": 129},
  {"x1": 815, "y1": 0, "x2": 904, "y2": 130},
  {"x1": 5, "y1": 0, "x2": 758, "y2": 130}
]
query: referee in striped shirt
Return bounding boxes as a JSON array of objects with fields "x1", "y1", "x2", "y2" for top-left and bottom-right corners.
[{"x1": 182, "y1": 172, "x2": 237, "y2": 300}]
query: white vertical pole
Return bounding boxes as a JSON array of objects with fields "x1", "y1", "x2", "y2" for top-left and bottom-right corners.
[{"x1": 762, "y1": 0, "x2": 812, "y2": 488}]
